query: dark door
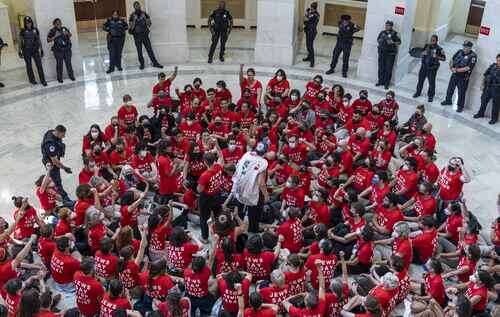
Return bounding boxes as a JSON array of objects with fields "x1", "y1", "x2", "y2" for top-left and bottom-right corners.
[
  {"x1": 74, "y1": 0, "x2": 126, "y2": 21},
  {"x1": 465, "y1": 0, "x2": 485, "y2": 35}
]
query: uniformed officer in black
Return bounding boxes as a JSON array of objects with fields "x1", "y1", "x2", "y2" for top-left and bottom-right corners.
[
  {"x1": 441, "y1": 41, "x2": 477, "y2": 112},
  {"x1": 208, "y1": 0, "x2": 233, "y2": 64},
  {"x1": 302, "y1": 2, "x2": 320, "y2": 68},
  {"x1": 19, "y1": 16, "x2": 47, "y2": 86},
  {"x1": 376, "y1": 21, "x2": 401, "y2": 90},
  {"x1": 326, "y1": 14, "x2": 360, "y2": 77},
  {"x1": 413, "y1": 34, "x2": 446, "y2": 102},
  {"x1": 41, "y1": 125, "x2": 72, "y2": 202},
  {"x1": 473, "y1": 54, "x2": 500, "y2": 124},
  {"x1": 129, "y1": 1, "x2": 163, "y2": 70},
  {"x1": 47, "y1": 18, "x2": 75, "y2": 83},
  {"x1": 104, "y1": 10, "x2": 128, "y2": 74},
  {"x1": 0, "y1": 37, "x2": 7, "y2": 88}
]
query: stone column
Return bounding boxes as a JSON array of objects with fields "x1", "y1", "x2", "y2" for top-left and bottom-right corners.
[
  {"x1": 255, "y1": 0, "x2": 299, "y2": 66},
  {"x1": 31, "y1": 0, "x2": 83, "y2": 80},
  {"x1": 0, "y1": 2, "x2": 14, "y2": 50},
  {"x1": 356, "y1": 0, "x2": 417, "y2": 84},
  {"x1": 125, "y1": 0, "x2": 144, "y2": 21},
  {"x1": 145, "y1": 0, "x2": 189, "y2": 64},
  {"x1": 466, "y1": 0, "x2": 500, "y2": 114}
]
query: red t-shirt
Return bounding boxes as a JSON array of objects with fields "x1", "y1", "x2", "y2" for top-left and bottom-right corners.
[
  {"x1": 425, "y1": 273, "x2": 445, "y2": 306},
  {"x1": 38, "y1": 237, "x2": 56, "y2": 267},
  {"x1": 369, "y1": 286, "x2": 395, "y2": 315},
  {"x1": 222, "y1": 147, "x2": 244, "y2": 165},
  {"x1": 457, "y1": 256, "x2": 476, "y2": 283},
  {"x1": 50, "y1": 250, "x2": 80, "y2": 284},
  {"x1": 375, "y1": 206, "x2": 404, "y2": 232},
  {"x1": 117, "y1": 105, "x2": 138, "y2": 125},
  {"x1": 348, "y1": 136, "x2": 371, "y2": 158},
  {"x1": 150, "y1": 224, "x2": 171, "y2": 251},
  {"x1": 184, "y1": 266, "x2": 211, "y2": 298},
  {"x1": 0, "y1": 260, "x2": 18, "y2": 299},
  {"x1": 198, "y1": 164, "x2": 224, "y2": 195},
  {"x1": 95, "y1": 251, "x2": 118, "y2": 279},
  {"x1": 370, "y1": 183, "x2": 391, "y2": 205},
  {"x1": 325, "y1": 282, "x2": 349, "y2": 317},
  {"x1": 288, "y1": 298, "x2": 326, "y2": 317},
  {"x1": 218, "y1": 277, "x2": 251, "y2": 313},
  {"x1": 413, "y1": 193, "x2": 437, "y2": 217},
  {"x1": 267, "y1": 78, "x2": 290, "y2": 96},
  {"x1": 445, "y1": 214, "x2": 463, "y2": 244},
  {"x1": 13, "y1": 206, "x2": 38, "y2": 240},
  {"x1": 120, "y1": 205, "x2": 139, "y2": 228},
  {"x1": 243, "y1": 250, "x2": 276, "y2": 281},
  {"x1": 74, "y1": 271, "x2": 105, "y2": 316},
  {"x1": 54, "y1": 218, "x2": 71, "y2": 237},
  {"x1": 166, "y1": 242, "x2": 199, "y2": 270},
  {"x1": 392, "y1": 238, "x2": 413, "y2": 270},
  {"x1": 465, "y1": 282, "x2": 488, "y2": 312},
  {"x1": 350, "y1": 167, "x2": 374, "y2": 193},
  {"x1": 437, "y1": 169, "x2": 464, "y2": 201},
  {"x1": 36, "y1": 187, "x2": 57, "y2": 211},
  {"x1": 5, "y1": 292, "x2": 20, "y2": 317},
  {"x1": 153, "y1": 79, "x2": 172, "y2": 96},
  {"x1": 277, "y1": 219, "x2": 304, "y2": 253},
  {"x1": 119, "y1": 260, "x2": 140, "y2": 289},
  {"x1": 260, "y1": 285, "x2": 288, "y2": 313},
  {"x1": 356, "y1": 239, "x2": 374, "y2": 265},
  {"x1": 282, "y1": 187, "x2": 305, "y2": 209},
  {"x1": 157, "y1": 155, "x2": 177, "y2": 195},
  {"x1": 421, "y1": 161, "x2": 440, "y2": 184},
  {"x1": 284, "y1": 269, "x2": 306, "y2": 296},
  {"x1": 158, "y1": 298, "x2": 191, "y2": 317},
  {"x1": 215, "y1": 251, "x2": 244, "y2": 274},
  {"x1": 309, "y1": 202, "x2": 330, "y2": 227},
  {"x1": 244, "y1": 307, "x2": 276, "y2": 317},
  {"x1": 282, "y1": 143, "x2": 308, "y2": 164},
  {"x1": 139, "y1": 272, "x2": 175, "y2": 299},
  {"x1": 240, "y1": 79, "x2": 262, "y2": 104},
  {"x1": 393, "y1": 169, "x2": 418, "y2": 199},
  {"x1": 99, "y1": 293, "x2": 131, "y2": 317},
  {"x1": 88, "y1": 223, "x2": 107, "y2": 254},
  {"x1": 303, "y1": 81, "x2": 322, "y2": 102},
  {"x1": 179, "y1": 121, "x2": 203, "y2": 141},
  {"x1": 305, "y1": 253, "x2": 337, "y2": 289},
  {"x1": 79, "y1": 168, "x2": 94, "y2": 185},
  {"x1": 378, "y1": 99, "x2": 399, "y2": 120},
  {"x1": 352, "y1": 98, "x2": 373, "y2": 114}
]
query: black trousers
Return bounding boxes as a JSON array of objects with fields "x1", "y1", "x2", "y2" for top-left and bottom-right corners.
[
  {"x1": 133, "y1": 33, "x2": 159, "y2": 67},
  {"x1": 305, "y1": 30, "x2": 317, "y2": 62},
  {"x1": 444, "y1": 74, "x2": 469, "y2": 110},
  {"x1": 49, "y1": 166, "x2": 69, "y2": 201},
  {"x1": 198, "y1": 193, "x2": 222, "y2": 239},
  {"x1": 189, "y1": 294, "x2": 215, "y2": 316},
  {"x1": 377, "y1": 51, "x2": 396, "y2": 86},
  {"x1": 23, "y1": 49, "x2": 45, "y2": 83},
  {"x1": 415, "y1": 66, "x2": 438, "y2": 98},
  {"x1": 477, "y1": 88, "x2": 500, "y2": 121},
  {"x1": 53, "y1": 49, "x2": 74, "y2": 81},
  {"x1": 330, "y1": 40, "x2": 353, "y2": 75},
  {"x1": 208, "y1": 29, "x2": 228, "y2": 59},
  {"x1": 108, "y1": 36, "x2": 125, "y2": 70}
]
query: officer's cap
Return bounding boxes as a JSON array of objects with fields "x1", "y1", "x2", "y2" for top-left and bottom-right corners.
[
  {"x1": 341, "y1": 14, "x2": 351, "y2": 21},
  {"x1": 385, "y1": 20, "x2": 394, "y2": 26},
  {"x1": 463, "y1": 40, "x2": 473, "y2": 48},
  {"x1": 24, "y1": 16, "x2": 33, "y2": 23}
]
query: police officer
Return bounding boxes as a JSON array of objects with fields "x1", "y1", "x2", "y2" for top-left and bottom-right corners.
[
  {"x1": 104, "y1": 10, "x2": 128, "y2": 74},
  {"x1": 413, "y1": 34, "x2": 446, "y2": 102},
  {"x1": 441, "y1": 41, "x2": 477, "y2": 113},
  {"x1": 19, "y1": 16, "x2": 46, "y2": 86},
  {"x1": 473, "y1": 54, "x2": 500, "y2": 124},
  {"x1": 129, "y1": 1, "x2": 163, "y2": 70},
  {"x1": 47, "y1": 18, "x2": 75, "y2": 83},
  {"x1": 376, "y1": 21, "x2": 401, "y2": 90},
  {"x1": 208, "y1": 0, "x2": 233, "y2": 64},
  {"x1": 302, "y1": 2, "x2": 320, "y2": 68},
  {"x1": 41, "y1": 125, "x2": 72, "y2": 202},
  {"x1": 0, "y1": 37, "x2": 7, "y2": 88},
  {"x1": 326, "y1": 14, "x2": 360, "y2": 77}
]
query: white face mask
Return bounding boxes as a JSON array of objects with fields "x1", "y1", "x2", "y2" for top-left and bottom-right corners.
[
  {"x1": 391, "y1": 231, "x2": 399, "y2": 239},
  {"x1": 312, "y1": 195, "x2": 320, "y2": 202},
  {"x1": 402, "y1": 164, "x2": 409, "y2": 171},
  {"x1": 91, "y1": 131, "x2": 99, "y2": 139},
  {"x1": 469, "y1": 274, "x2": 478, "y2": 283},
  {"x1": 289, "y1": 142, "x2": 296, "y2": 149},
  {"x1": 286, "y1": 181, "x2": 293, "y2": 188},
  {"x1": 291, "y1": 95, "x2": 298, "y2": 101},
  {"x1": 139, "y1": 150, "x2": 147, "y2": 158},
  {"x1": 445, "y1": 209, "x2": 451, "y2": 216},
  {"x1": 228, "y1": 144, "x2": 236, "y2": 151},
  {"x1": 125, "y1": 101, "x2": 132, "y2": 106}
]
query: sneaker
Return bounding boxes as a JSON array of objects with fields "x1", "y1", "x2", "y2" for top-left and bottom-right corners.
[
  {"x1": 41, "y1": 81, "x2": 47, "y2": 87},
  {"x1": 58, "y1": 79, "x2": 63, "y2": 83},
  {"x1": 473, "y1": 113, "x2": 484, "y2": 119},
  {"x1": 325, "y1": 69, "x2": 335, "y2": 75},
  {"x1": 456, "y1": 108, "x2": 463, "y2": 113},
  {"x1": 302, "y1": 57, "x2": 310, "y2": 62},
  {"x1": 412, "y1": 93, "x2": 420, "y2": 98},
  {"x1": 384, "y1": 85, "x2": 389, "y2": 90},
  {"x1": 106, "y1": 69, "x2": 114, "y2": 74},
  {"x1": 310, "y1": 62, "x2": 315, "y2": 68},
  {"x1": 30, "y1": 80, "x2": 37, "y2": 85},
  {"x1": 441, "y1": 101, "x2": 452, "y2": 106},
  {"x1": 342, "y1": 73, "x2": 347, "y2": 78},
  {"x1": 69, "y1": 76, "x2": 76, "y2": 81}
]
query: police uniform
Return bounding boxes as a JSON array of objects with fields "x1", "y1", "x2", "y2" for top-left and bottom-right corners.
[
  {"x1": 327, "y1": 16, "x2": 360, "y2": 77},
  {"x1": 414, "y1": 42, "x2": 446, "y2": 101},
  {"x1": 129, "y1": 9, "x2": 162, "y2": 69},
  {"x1": 19, "y1": 17, "x2": 46, "y2": 86},
  {"x1": 47, "y1": 25, "x2": 74, "y2": 83},
  {"x1": 303, "y1": 8, "x2": 320, "y2": 67},
  {"x1": 103, "y1": 17, "x2": 128, "y2": 73},
  {"x1": 0, "y1": 37, "x2": 7, "y2": 88},
  {"x1": 475, "y1": 63, "x2": 500, "y2": 124},
  {"x1": 376, "y1": 22, "x2": 401, "y2": 89},
  {"x1": 41, "y1": 130, "x2": 69, "y2": 201},
  {"x1": 208, "y1": 7, "x2": 233, "y2": 63},
  {"x1": 441, "y1": 42, "x2": 477, "y2": 112}
]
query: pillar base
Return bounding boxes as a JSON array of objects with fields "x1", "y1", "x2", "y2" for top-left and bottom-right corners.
[{"x1": 254, "y1": 42, "x2": 297, "y2": 66}]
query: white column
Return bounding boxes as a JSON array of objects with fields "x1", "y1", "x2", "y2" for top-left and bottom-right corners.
[
  {"x1": 0, "y1": 2, "x2": 14, "y2": 50},
  {"x1": 356, "y1": 0, "x2": 417, "y2": 84},
  {"x1": 145, "y1": 0, "x2": 189, "y2": 64},
  {"x1": 466, "y1": 0, "x2": 500, "y2": 113},
  {"x1": 31, "y1": 0, "x2": 83, "y2": 80},
  {"x1": 125, "y1": 0, "x2": 144, "y2": 21},
  {"x1": 255, "y1": 0, "x2": 299, "y2": 66}
]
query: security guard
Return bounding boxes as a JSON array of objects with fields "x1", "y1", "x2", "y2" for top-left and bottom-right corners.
[
  {"x1": 413, "y1": 34, "x2": 446, "y2": 102},
  {"x1": 129, "y1": 1, "x2": 163, "y2": 70},
  {"x1": 0, "y1": 37, "x2": 7, "y2": 88},
  {"x1": 302, "y1": 2, "x2": 320, "y2": 68},
  {"x1": 104, "y1": 10, "x2": 128, "y2": 74},
  {"x1": 47, "y1": 18, "x2": 75, "y2": 83},
  {"x1": 441, "y1": 41, "x2": 477, "y2": 112},
  {"x1": 208, "y1": 0, "x2": 233, "y2": 64},
  {"x1": 19, "y1": 16, "x2": 46, "y2": 86},
  {"x1": 41, "y1": 125, "x2": 72, "y2": 202},
  {"x1": 474, "y1": 54, "x2": 500, "y2": 124},
  {"x1": 326, "y1": 14, "x2": 360, "y2": 77},
  {"x1": 376, "y1": 21, "x2": 401, "y2": 90}
]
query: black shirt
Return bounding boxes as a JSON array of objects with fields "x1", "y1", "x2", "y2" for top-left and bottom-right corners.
[
  {"x1": 377, "y1": 30, "x2": 401, "y2": 55},
  {"x1": 41, "y1": 130, "x2": 65, "y2": 165},
  {"x1": 129, "y1": 10, "x2": 151, "y2": 35},
  {"x1": 20, "y1": 28, "x2": 41, "y2": 51},
  {"x1": 484, "y1": 63, "x2": 500, "y2": 90},
  {"x1": 304, "y1": 9, "x2": 320, "y2": 32},
  {"x1": 47, "y1": 27, "x2": 72, "y2": 51},
  {"x1": 210, "y1": 8, "x2": 233, "y2": 30},
  {"x1": 104, "y1": 18, "x2": 128, "y2": 38},
  {"x1": 337, "y1": 21, "x2": 360, "y2": 42},
  {"x1": 421, "y1": 44, "x2": 446, "y2": 69},
  {"x1": 451, "y1": 49, "x2": 477, "y2": 76}
]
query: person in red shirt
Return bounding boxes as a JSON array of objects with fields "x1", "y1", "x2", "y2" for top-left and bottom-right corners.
[
  {"x1": 460, "y1": 270, "x2": 494, "y2": 315},
  {"x1": 265, "y1": 69, "x2": 290, "y2": 109},
  {"x1": 100, "y1": 279, "x2": 132, "y2": 317},
  {"x1": 16, "y1": 288, "x2": 59, "y2": 317},
  {"x1": 179, "y1": 113, "x2": 203, "y2": 142},
  {"x1": 283, "y1": 254, "x2": 306, "y2": 296},
  {"x1": 117, "y1": 226, "x2": 147, "y2": 290},
  {"x1": 184, "y1": 256, "x2": 214, "y2": 316},
  {"x1": 412, "y1": 258, "x2": 445, "y2": 307},
  {"x1": 437, "y1": 157, "x2": 471, "y2": 203},
  {"x1": 222, "y1": 138, "x2": 244, "y2": 165},
  {"x1": 343, "y1": 226, "x2": 375, "y2": 274},
  {"x1": 243, "y1": 235, "x2": 281, "y2": 281},
  {"x1": 306, "y1": 191, "x2": 330, "y2": 227},
  {"x1": 239, "y1": 64, "x2": 263, "y2": 107},
  {"x1": 11, "y1": 197, "x2": 43, "y2": 241},
  {"x1": 369, "y1": 140, "x2": 392, "y2": 171},
  {"x1": 411, "y1": 216, "x2": 438, "y2": 264},
  {"x1": 156, "y1": 140, "x2": 178, "y2": 202},
  {"x1": 148, "y1": 89, "x2": 173, "y2": 114},
  {"x1": 401, "y1": 182, "x2": 437, "y2": 218},
  {"x1": 418, "y1": 122, "x2": 437, "y2": 152},
  {"x1": 276, "y1": 207, "x2": 303, "y2": 253},
  {"x1": 35, "y1": 169, "x2": 61, "y2": 216},
  {"x1": 391, "y1": 157, "x2": 419, "y2": 202},
  {"x1": 74, "y1": 257, "x2": 105, "y2": 317},
  {"x1": 217, "y1": 270, "x2": 252, "y2": 315},
  {"x1": 378, "y1": 90, "x2": 399, "y2": 121},
  {"x1": 344, "y1": 162, "x2": 375, "y2": 194},
  {"x1": 348, "y1": 128, "x2": 371, "y2": 161},
  {"x1": 419, "y1": 150, "x2": 439, "y2": 184},
  {"x1": 281, "y1": 175, "x2": 306, "y2": 210},
  {"x1": 325, "y1": 251, "x2": 350, "y2": 317},
  {"x1": 303, "y1": 75, "x2": 323, "y2": 103},
  {"x1": 305, "y1": 239, "x2": 337, "y2": 289},
  {"x1": 258, "y1": 269, "x2": 289, "y2": 314},
  {"x1": 152, "y1": 68, "x2": 177, "y2": 97},
  {"x1": 215, "y1": 80, "x2": 233, "y2": 103},
  {"x1": 438, "y1": 201, "x2": 463, "y2": 246},
  {"x1": 238, "y1": 291, "x2": 278, "y2": 317},
  {"x1": 156, "y1": 290, "x2": 191, "y2": 317},
  {"x1": 4, "y1": 278, "x2": 24, "y2": 317},
  {"x1": 38, "y1": 224, "x2": 57, "y2": 268},
  {"x1": 109, "y1": 138, "x2": 132, "y2": 171},
  {"x1": 78, "y1": 156, "x2": 98, "y2": 185},
  {"x1": 94, "y1": 237, "x2": 118, "y2": 279},
  {"x1": 366, "y1": 104, "x2": 385, "y2": 134},
  {"x1": 340, "y1": 295, "x2": 383, "y2": 317},
  {"x1": 82, "y1": 124, "x2": 108, "y2": 156},
  {"x1": 373, "y1": 193, "x2": 404, "y2": 235},
  {"x1": 166, "y1": 227, "x2": 201, "y2": 270},
  {"x1": 368, "y1": 272, "x2": 399, "y2": 317},
  {"x1": 139, "y1": 259, "x2": 175, "y2": 301},
  {"x1": 441, "y1": 244, "x2": 481, "y2": 283},
  {"x1": 117, "y1": 94, "x2": 138, "y2": 128},
  {"x1": 352, "y1": 90, "x2": 372, "y2": 115},
  {"x1": 50, "y1": 236, "x2": 81, "y2": 289}
]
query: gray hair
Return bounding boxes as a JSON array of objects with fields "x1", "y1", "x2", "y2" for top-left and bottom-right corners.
[
  {"x1": 394, "y1": 222, "x2": 410, "y2": 238},
  {"x1": 381, "y1": 272, "x2": 399, "y2": 290},
  {"x1": 270, "y1": 269, "x2": 285, "y2": 287}
]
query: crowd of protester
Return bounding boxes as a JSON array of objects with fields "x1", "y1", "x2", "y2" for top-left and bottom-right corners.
[{"x1": 1, "y1": 64, "x2": 500, "y2": 317}]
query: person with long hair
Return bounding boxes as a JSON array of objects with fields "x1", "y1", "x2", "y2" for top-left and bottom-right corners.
[
  {"x1": 117, "y1": 225, "x2": 147, "y2": 290},
  {"x1": 100, "y1": 279, "x2": 132, "y2": 317},
  {"x1": 156, "y1": 290, "x2": 191, "y2": 317},
  {"x1": 238, "y1": 291, "x2": 278, "y2": 317}
]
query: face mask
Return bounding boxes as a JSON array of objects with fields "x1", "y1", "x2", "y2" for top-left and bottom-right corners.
[
  {"x1": 125, "y1": 101, "x2": 132, "y2": 106},
  {"x1": 372, "y1": 110, "x2": 380, "y2": 116},
  {"x1": 215, "y1": 122, "x2": 222, "y2": 127},
  {"x1": 448, "y1": 165, "x2": 456, "y2": 172},
  {"x1": 415, "y1": 112, "x2": 422, "y2": 118},
  {"x1": 386, "y1": 96, "x2": 393, "y2": 101},
  {"x1": 286, "y1": 181, "x2": 293, "y2": 188},
  {"x1": 91, "y1": 132, "x2": 99, "y2": 139},
  {"x1": 139, "y1": 150, "x2": 147, "y2": 158},
  {"x1": 371, "y1": 177, "x2": 380, "y2": 185},
  {"x1": 469, "y1": 274, "x2": 477, "y2": 283},
  {"x1": 117, "y1": 148, "x2": 124, "y2": 153},
  {"x1": 112, "y1": 122, "x2": 119, "y2": 127},
  {"x1": 158, "y1": 93, "x2": 165, "y2": 98},
  {"x1": 402, "y1": 164, "x2": 409, "y2": 171},
  {"x1": 289, "y1": 142, "x2": 296, "y2": 149},
  {"x1": 185, "y1": 89, "x2": 192, "y2": 93},
  {"x1": 194, "y1": 84, "x2": 200, "y2": 89},
  {"x1": 276, "y1": 76, "x2": 283, "y2": 81},
  {"x1": 418, "y1": 187, "x2": 426, "y2": 194},
  {"x1": 391, "y1": 231, "x2": 399, "y2": 239},
  {"x1": 187, "y1": 120, "x2": 193, "y2": 126},
  {"x1": 291, "y1": 95, "x2": 298, "y2": 101},
  {"x1": 360, "y1": 95, "x2": 367, "y2": 100},
  {"x1": 445, "y1": 209, "x2": 451, "y2": 216},
  {"x1": 282, "y1": 210, "x2": 288, "y2": 218},
  {"x1": 228, "y1": 144, "x2": 236, "y2": 151},
  {"x1": 312, "y1": 195, "x2": 320, "y2": 202}
]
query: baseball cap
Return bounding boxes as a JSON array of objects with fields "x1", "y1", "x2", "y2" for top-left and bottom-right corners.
[
  {"x1": 256, "y1": 142, "x2": 268, "y2": 155},
  {"x1": 386, "y1": 20, "x2": 394, "y2": 26},
  {"x1": 463, "y1": 40, "x2": 473, "y2": 48}
]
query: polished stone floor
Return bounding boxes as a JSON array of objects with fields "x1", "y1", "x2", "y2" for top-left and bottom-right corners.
[{"x1": 0, "y1": 29, "x2": 498, "y2": 234}]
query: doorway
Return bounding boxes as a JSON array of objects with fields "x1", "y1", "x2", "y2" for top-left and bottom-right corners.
[
  {"x1": 465, "y1": 0, "x2": 485, "y2": 35},
  {"x1": 74, "y1": 0, "x2": 127, "y2": 32}
]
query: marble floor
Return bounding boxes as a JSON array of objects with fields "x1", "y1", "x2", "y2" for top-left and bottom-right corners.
[{"x1": 0, "y1": 29, "x2": 499, "y2": 236}]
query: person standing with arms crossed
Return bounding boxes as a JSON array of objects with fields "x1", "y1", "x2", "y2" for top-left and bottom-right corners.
[
  {"x1": 376, "y1": 20, "x2": 401, "y2": 90},
  {"x1": 19, "y1": 16, "x2": 47, "y2": 86},
  {"x1": 208, "y1": 1, "x2": 233, "y2": 64},
  {"x1": 103, "y1": 10, "x2": 128, "y2": 74},
  {"x1": 326, "y1": 14, "x2": 360, "y2": 77},
  {"x1": 302, "y1": 2, "x2": 320, "y2": 68},
  {"x1": 47, "y1": 18, "x2": 75, "y2": 83},
  {"x1": 413, "y1": 34, "x2": 446, "y2": 102}
]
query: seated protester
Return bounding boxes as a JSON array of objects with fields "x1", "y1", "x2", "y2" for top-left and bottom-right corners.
[
  {"x1": 11, "y1": 197, "x2": 44, "y2": 241},
  {"x1": 334, "y1": 225, "x2": 374, "y2": 275},
  {"x1": 79, "y1": 156, "x2": 98, "y2": 185},
  {"x1": 82, "y1": 124, "x2": 108, "y2": 157},
  {"x1": 157, "y1": 140, "x2": 180, "y2": 203},
  {"x1": 152, "y1": 70, "x2": 177, "y2": 98},
  {"x1": 213, "y1": 99, "x2": 239, "y2": 132},
  {"x1": 441, "y1": 243, "x2": 481, "y2": 283},
  {"x1": 410, "y1": 216, "x2": 438, "y2": 265},
  {"x1": 182, "y1": 97, "x2": 205, "y2": 122},
  {"x1": 35, "y1": 168, "x2": 61, "y2": 217},
  {"x1": 283, "y1": 254, "x2": 306, "y2": 296},
  {"x1": 347, "y1": 128, "x2": 372, "y2": 163},
  {"x1": 184, "y1": 256, "x2": 214, "y2": 316},
  {"x1": 312, "y1": 128, "x2": 336, "y2": 159},
  {"x1": 131, "y1": 143, "x2": 156, "y2": 182},
  {"x1": 109, "y1": 138, "x2": 132, "y2": 172},
  {"x1": 378, "y1": 90, "x2": 399, "y2": 122},
  {"x1": 305, "y1": 239, "x2": 337, "y2": 289},
  {"x1": 87, "y1": 211, "x2": 108, "y2": 255},
  {"x1": 312, "y1": 91, "x2": 334, "y2": 119},
  {"x1": 281, "y1": 175, "x2": 306, "y2": 211},
  {"x1": 437, "y1": 201, "x2": 463, "y2": 248},
  {"x1": 390, "y1": 157, "x2": 419, "y2": 203},
  {"x1": 419, "y1": 150, "x2": 440, "y2": 184},
  {"x1": 238, "y1": 291, "x2": 278, "y2": 317},
  {"x1": 399, "y1": 136, "x2": 426, "y2": 171},
  {"x1": 303, "y1": 223, "x2": 328, "y2": 256},
  {"x1": 166, "y1": 227, "x2": 201, "y2": 271},
  {"x1": 222, "y1": 137, "x2": 244, "y2": 165},
  {"x1": 401, "y1": 182, "x2": 437, "y2": 219},
  {"x1": 369, "y1": 139, "x2": 392, "y2": 171},
  {"x1": 239, "y1": 66, "x2": 262, "y2": 107},
  {"x1": 94, "y1": 237, "x2": 118, "y2": 280},
  {"x1": 16, "y1": 288, "x2": 58, "y2": 317},
  {"x1": 340, "y1": 295, "x2": 383, "y2": 317},
  {"x1": 265, "y1": 69, "x2": 290, "y2": 110},
  {"x1": 178, "y1": 113, "x2": 203, "y2": 142},
  {"x1": 121, "y1": 125, "x2": 139, "y2": 152},
  {"x1": 5, "y1": 278, "x2": 25, "y2": 317},
  {"x1": 343, "y1": 159, "x2": 375, "y2": 194},
  {"x1": 331, "y1": 186, "x2": 359, "y2": 224},
  {"x1": 303, "y1": 75, "x2": 324, "y2": 103},
  {"x1": 90, "y1": 143, "x2": 116, "y2": 179},
  {"x1": 211, "y1": 236, "x2": 244, "y2": 275},
  {"x1": 399, "y1": 104, "x2": 427, "y2": 142},
  {"x1": 37, "y1": 225, "x2": 56, "y2": 269},
  {"x1": 372, "y1": 193, "x2": 405, "y2": 238},
  {"x1": 459, "y1": 270, "x2": 495, "y2": 316},
  {"x1": 176, "y1": 84, "x2": 195, "y2": 114},
  {"x1": 236, "y1": 88, "x2": 258, "y2": 111},
  {"x1": 119, "y1": 186, "x2": 148, "y2": 229},
  {"x1": 54, "y1": 207, "x2": 72, "y2": 238},
  {"x1": 368, "y1": 272, "x2": 399, "y2": 317},
  {"x1": 388, "y1": 254, "x2": 410, "y2": 305},
  {"x1": 411, "y1": 258, "x2": 446, "y2": 307},
  {"x1": 417, "y1": 122, "x2": 437, "y2": 153},
  {"x1": 100, "y1": 279, "x2": 132, "y2": 317},
  {"x1": 437, "y1": 157, "x2": 471, "y2": 206},
  {"x1": 243, "y1": 234, "x2": 281, "y2": 282},
  {"x1": 281, "y1": 135, "x2": 312, "y2": 167},
  {"x1": 305, "y1": 190, "x2": 330, "y2": 228},
  {"x1": 258, "y1": 269, "x2": 289, "y2": 314},
  {"x1": 208, "y1": 116, "x2": 229, "y2": 140},
  {"x1": 117, "y1": 94, "x2": 139, "y2": 128},
  {"x1": 104, "y1": 116, "x2": 122, "y2": 145},
  {"x1": 277, "y1": 207, "x2": 304, "y2": 253},
  {"x1": 238, "y1": 102, "x2": 256, "y2": 130},
  {"x1": 139, "y1": 259, "x2": 175, "y2": 303},
  {"x1": 269, "y1": 154, "x2": 294, "y2": 187},
  {"x1": 289, "y1": 101, "x2": 316, "y2": 142},
  {"x1": 215, "y1": 80, "x2": 232, "y2": 103},
  {"x1": 74, "y1": 257, "x2": 105, "y2": 317},
  {"x1": 325, "y1": 251, "x2": 350, "y2": 317},
  {"x1": 359, "y1": 171, "x2": 391, "y2": 209},
  {"x1": 217, "y1": 270, "x2": 252, "y2": 315},
  {"x1": 148, "y1": 89, "x2": 173, "y2": 115},
  {"x1": 337, "y1": 141, "x2": 354, "y2": 175},
  {"x1": 365, "y1": 104, "x2": 385, "y2": 136},
  {"x1": 211, "y1": 212, "x2": 246, "y2": 252},
  {"x1": 148, "y1": 207, "x2": 173, "y2": 262},
  {"x1": 117, "y1": 228, "x2": 147, "y2": 289},
  {"x1": 336, "y1": 93, "x2": 354, "y2": 126},
  {"x1": 50, "y1": 236, "x2": 82, "y2": 292},
  {"x1": 352, "y1": 90, "x2": 372, "y2": 115},
  {"x1": 374, "y1": 221, "x2": 412, "y2": 270},
  {"x1": 328, "y1": 84, "x2": 344, "y2": 113},
  {"x1": 344, "y1": 110, "x2": 370, "y2": 135},
  {"x1": 283, "y1": 258, "x2": 326, "y2": 317}
]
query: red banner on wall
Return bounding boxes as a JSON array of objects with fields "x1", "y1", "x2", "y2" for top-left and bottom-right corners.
[
  {"x1": 480, "y1": 26, "x2": 491, "y2": 36},
  {"x1": 395, "y1": 6, "x2": 405, "y2": 15}
]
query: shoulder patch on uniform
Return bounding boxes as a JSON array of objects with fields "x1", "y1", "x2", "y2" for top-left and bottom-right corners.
[{"x1": 49, "y1": 145, "x2": 56, "y2": 152}]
